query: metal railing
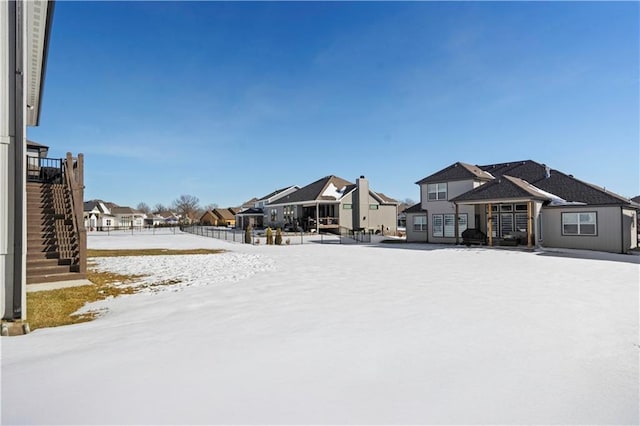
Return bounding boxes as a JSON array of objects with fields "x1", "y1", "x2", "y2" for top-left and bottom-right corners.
[{"x1": 27, "y1": 156, "x2": 64, "y2": 183}]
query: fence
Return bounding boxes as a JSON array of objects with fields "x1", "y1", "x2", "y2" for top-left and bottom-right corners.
[
  {"x1": 87, "y1": 225, "x2": 180, "y2": 236},
  {"x1": 182, "y1": 225, "x2": 374, "y2": 246}
]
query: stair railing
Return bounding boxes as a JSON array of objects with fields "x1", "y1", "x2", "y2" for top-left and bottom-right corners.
[{"x1": 64, "y1": 152, "x2": 86, "y2": 274}]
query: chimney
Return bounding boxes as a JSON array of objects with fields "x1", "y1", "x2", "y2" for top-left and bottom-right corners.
[{"x1": 355, "y1": 176, "x2": 369, "y2": 229}]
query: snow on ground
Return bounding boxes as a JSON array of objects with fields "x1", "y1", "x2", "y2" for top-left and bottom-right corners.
[{"x1": 2, "y1": 231, "x2": 639, "y2": 424}]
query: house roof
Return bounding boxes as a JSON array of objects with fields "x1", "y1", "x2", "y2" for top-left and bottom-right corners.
[
  {"x1": 273, "y1": 175, "x2": 354, "y2": 204},
  {"x1": 258, "y1": 186, "x2": 299, "y2": 202},
  {"x1": 111, "y1": 206, "x2": 144, "y2": 215},
  {"x1": 445, "y1": 159, "x2": 633, "y2": 206},
  {"x1": 632, "y1": 196, "x2": 640, "y2": 204},
  {"x1": 211, "y1": 208, "x2": 236, "y2": 221},
  {"x1": 236, "y1": 208, "x2": 264, "y2": 216},
  {"x1": 452, "y1": 175, "x2": 551, "y2": 203},
  {"x1": 240, "y1": 197, "x2": 258, "y2": 209},
  {"x1": 375, "y1": 192, "x2": 398, "y2": 204},
  {"x1": 404, "y1": 203, "x2": 426, "y2": 213},
  {"x1": 84, "y1": 199, "x2": 117, "y2": 214},
  {"x1": 416, "y1": 162, "x2": 494, "y2": 184}
]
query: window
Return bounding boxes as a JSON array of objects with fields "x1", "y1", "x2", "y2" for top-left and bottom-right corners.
[
  {"x1": 515, "y1": 203, "x2": 528, "y2": 211},
  {"x1": 515, "y1": 213, "x2": 528, "y2": 232},
  {"x1": 270, "y1": 209, "x2": 277, "y2": 222},
  {"x1": 427, "y1": 183, "x2": 447, "y2": 201},
  {"x1": 343, "y1": 204, "x2": 352, "y2": 210},
  {"x1": 106, "y1": 219, "x2": 111, "y2": 226},
  {"x1": 413, "y1": 215, "x2": 427, "y2": 231},
  {"x1": 562, "y1": 212, "x2": 597, "y2": 236},
  {"x1": 432, "y1": 214, "x2": 443, "y2": 237},
  {"x1": 500, "y1": 204, "x2": 513, "y2": 212},
  {"x1": 443, "y1": 214, "x2": 455, "y2": 237},
  {"x1": 369, "y1": 204, "x2": 379, "y2": 210},
  {"x1": 432, "y1": 214, "x2": 467, "y2": 237}
]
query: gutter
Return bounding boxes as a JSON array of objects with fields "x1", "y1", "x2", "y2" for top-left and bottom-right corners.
[{"x1": 35, "y1": 0, "x2": 55, "y2": 126}]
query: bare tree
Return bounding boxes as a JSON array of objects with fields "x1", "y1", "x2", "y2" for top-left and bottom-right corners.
[
  {"x1": 203, "y1": 203, "x2": 218, "y2": 212},
  {"x1": 173, "y1": 194, "x2": 200, "y2": 222},
  {"x1": 153, "y1": 203, "x2": 168, "y2": 214},
  {"x1": 136, "y1": 202, "x2": 150, "y2": 214},
  {"x1": 402, "y1": 198, "x2": 416, "y2": 206}
]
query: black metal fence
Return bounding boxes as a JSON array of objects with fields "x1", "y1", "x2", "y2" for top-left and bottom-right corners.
[{"x1": 183, "y1": 225, "x2": 246, "y2": 243}]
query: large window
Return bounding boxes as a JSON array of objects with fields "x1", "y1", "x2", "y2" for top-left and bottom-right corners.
[
  {"x1": 562, "y1": 212, "x2": 597, "y2": 236},
  {"x1": 427, "y1": 183, "x2": 447, "y2": 201},
  {"x1": 432, "y1": 214, "x2": 467, "y2": 237},
  {"x1": 413, "y1": 215, "x2": 427, "y2": 231}
]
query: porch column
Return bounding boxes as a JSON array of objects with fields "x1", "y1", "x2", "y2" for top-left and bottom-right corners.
[
  {"x1": 454, "y1": 203, "x2": 459, "y2": 244},
  {"x1": 487, "y1": 203, "x2": 493, "y2": 247},
  {"x1": 316, "y1": 203, "x2": 319, "y2": 233},
  {"x1": 527, "y1": 201, "x2": 533, "y2": 249}
]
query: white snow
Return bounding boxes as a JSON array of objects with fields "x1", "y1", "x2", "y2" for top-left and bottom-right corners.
[
  {"x1": 321, "y1": 182, "x2": 345, "y2": 199},
  {"x1": 2, "y1": 231, "x2": 638, "y2": 424}
]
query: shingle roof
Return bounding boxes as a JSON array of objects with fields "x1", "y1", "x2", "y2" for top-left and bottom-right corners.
[
  {"x1": 111, "y1": 206, "x2": 143, "y2": 215},
  {"x1": 375, "y1": 192, "x2": 398, "y2": 204},
  {"x1": 236, "y1": 208, "x2": 264, "y2": 216},
  {"x1": 452, "y1": 175, "x2": 550, "y2": 203},
  {"x1": 273, "y1": 175, "x2": 354, "y2": 204},
  {"x1": 404, "y1": 203, "x2": 425, "y2": 213},
  {"x1": 416, "y1": 162, "x2": 494, "y2": 184},
  {"x1": 447, "y1": 160, "x2": 633, "y2": 206},
  {"x1": 258, "y1": 186, "x2": 298, "y2": 202},
  {"x1": 211, "y1": 208, "x2": 235, "y2": 221}
]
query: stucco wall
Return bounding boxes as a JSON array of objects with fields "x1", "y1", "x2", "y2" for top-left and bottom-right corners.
[
  {"x1": 406, "y1": 212, "x2": 428, "y2": 242},
  {"x1": 541, "y1": 206, "x2": 630, "y2": 253}
]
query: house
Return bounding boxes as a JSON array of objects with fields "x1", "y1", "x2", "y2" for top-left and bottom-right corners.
[
  {"x1": 265, "y1": 175, "x2": 398, "y2": 234},
  {"x1": 3, "y1": 1, "x2": 87, "y2": 324},
  {"x1": 234, "y1": 186, "x2": 299, "y2": 230},
  {"x1": 406, "y1": 160, "x2": 639, "y2": 253},
  {"x1": 84, "y1": 200, "x2": 116, "y2": 230},
  {"x1": 200, "y1": 208, "x2": 238, "y2": 227},
  {"x1": 157, "y1": 211, "x2": 180, "y2": 225},
  {"x1": 111, "y1": 206, "x2": 145, "y2": 228},
  {"x1": 144, "y1": 212, "x2": 166, "y2": 227}
]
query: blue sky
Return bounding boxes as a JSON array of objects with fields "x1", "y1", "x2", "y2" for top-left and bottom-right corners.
[{"x1": 29, "y1": 1, "x2": 639, "y2": 208}]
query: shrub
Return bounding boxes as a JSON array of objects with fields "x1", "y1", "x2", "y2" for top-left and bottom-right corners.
[
  {"x1": 245, "y1": 225, "x2": 252, "y2": 244},
  {"x1": 285, "y1": 238, "x2": 290, "y2": 245},
  {"x1": 275, "y1": 228, "x2": 283, "y2": 245},
  {"x1": 266, "y1": 227, "x2": 274, "y2": 245}
]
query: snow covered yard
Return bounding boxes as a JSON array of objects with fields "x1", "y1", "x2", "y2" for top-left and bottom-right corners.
[{"x1": 2, "y1": 231, "x2": 638, "y2": 424}]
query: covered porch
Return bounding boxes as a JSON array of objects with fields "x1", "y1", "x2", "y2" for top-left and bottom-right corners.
[{"x1": 301, "y1": 202, "x2": 340, "y2": 233}]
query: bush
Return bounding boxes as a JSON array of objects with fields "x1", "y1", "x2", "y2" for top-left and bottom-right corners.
[
  {"x1": 266, "y1": 227, "x2": 274, "y2": 245},
  {"x1": 245, "y1": 225, "x2": 252, "y2": 244},
  {"x1": 275, "y1": 228, "x2": 283, "y2": 245}
]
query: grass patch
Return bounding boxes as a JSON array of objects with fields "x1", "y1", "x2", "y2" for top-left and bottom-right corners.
[
  {"x1": 27, "y1": 270, "x2": 143, "y2": 331},
  {"x1": 27, "y1": 249, "x2": 215, "y2": 330},
  {"x1": 87, "y1": 248, "x2": 225, "y2": 257}
]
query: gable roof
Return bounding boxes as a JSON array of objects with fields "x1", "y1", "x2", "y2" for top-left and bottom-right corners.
[
  {"x1": 404, "y1": 203, "x2": 426, "y2": 213},
  {"x1": 111, "y1": 206, "x2": 144, "y2": 215},
  {"x1": 236, "y1": 207, "x2": 264, "y2": 216},
  {"x1": 273, "y1": 175, "x2": 354, "y2": 204},
  {"x1": 258, "y1": 186, "x2": 299, "y2": 202},
  {"x1": 212, "y1": 208, "x2": 236, "y2": 221},
  {"x1": 444, "y1": 160, "x2": 632, "y2": 206},
  {"x1": 240, "y1": 198, "x2": 258, "y2": 209},
  {"x1": 416, "y1": 162, "x2": 494, "y2": 184}
]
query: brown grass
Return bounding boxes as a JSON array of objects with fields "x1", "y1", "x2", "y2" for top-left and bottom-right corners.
[
  {"x1": 87, "y1": 248, "x2": 225, "y2": 257},
  {"x1": 27, "y1": 270, "x2": 142, "y2": 331},
  {"x1": 27, "y1": 249, "x2": 226, "y2": 330}
]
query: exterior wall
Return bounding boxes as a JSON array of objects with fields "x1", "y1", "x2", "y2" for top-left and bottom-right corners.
[
  {"x1": 420, "y1": 179, "x2": 477, "y2": 210},
  {"x1": 339, "y1": 192, "x2": 354, "y2": 230},
  {"x1": 541, "y1": 206, "x2": 630, "y2": 253},
  {"x1": 406, "y1": 211, "x2": 428, "y2": 242}
]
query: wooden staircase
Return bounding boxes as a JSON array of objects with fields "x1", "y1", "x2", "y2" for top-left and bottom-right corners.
[{"x1": 26, "y1": 181, "x2": 85, "y2": 284}]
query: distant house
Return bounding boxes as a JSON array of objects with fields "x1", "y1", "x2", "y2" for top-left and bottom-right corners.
[
  {"x1": 200, "y1": 208, "x2": 238, "y2": 227},
  {"x1": 111, "y1": 206, "x2": 145, "y2": 228},
  {"x1": 144, "y1": 212, "x2": 166, "y2": 227},
  {"x1": 265, "y1": 175, "x2": 398, "y2": 234},
  {"x1": 84, "y1": 200, "x2": 116, "y2": 230},
  {"x1": 234, "y1": 186, "x2": 299, "y2": 230},
  {"x1": 157, "y1": 211, "x2": 180, "y2": 225},
  {"x1": 406, "y1": 160, "x2": 639, "y2": 253}
]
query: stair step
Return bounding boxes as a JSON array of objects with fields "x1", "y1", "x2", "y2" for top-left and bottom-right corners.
[{"x1": 27, "y1": 271, "x2": 85, "y2": 285}]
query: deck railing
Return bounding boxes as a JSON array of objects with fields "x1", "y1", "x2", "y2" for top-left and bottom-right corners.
[
  {"x1": 64, "y1": 153, "x2": 86, "y2": 274},
  {"x1": 27, "y1": 156, "x2": 64, "y2": 183}
]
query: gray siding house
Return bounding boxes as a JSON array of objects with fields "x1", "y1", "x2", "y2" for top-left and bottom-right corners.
[
  {"x1": 406, "y1": 160, "x2": 638, "y2": 254},
  {"x1": 265, "y1": 175, "x2": 398, "y2": 235}
]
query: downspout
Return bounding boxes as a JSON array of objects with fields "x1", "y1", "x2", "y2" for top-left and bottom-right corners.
[
  {"x1": 12, "y1": 0, "x2": 25, "y2": 320},
  {"x1": 454, "y1": 202, "x2": 459, "y2": 244},
  {"x1": 621, "y1": 206, "x2": 625, "y2": 254}
]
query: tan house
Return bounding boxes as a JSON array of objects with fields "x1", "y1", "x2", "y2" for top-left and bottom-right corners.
[
  {"x1": 200, "y1": 208, "x2": 237, "y2": 227},
  {"x1": 406, "y1": 160, "x2": 639, "y2": 253}
]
